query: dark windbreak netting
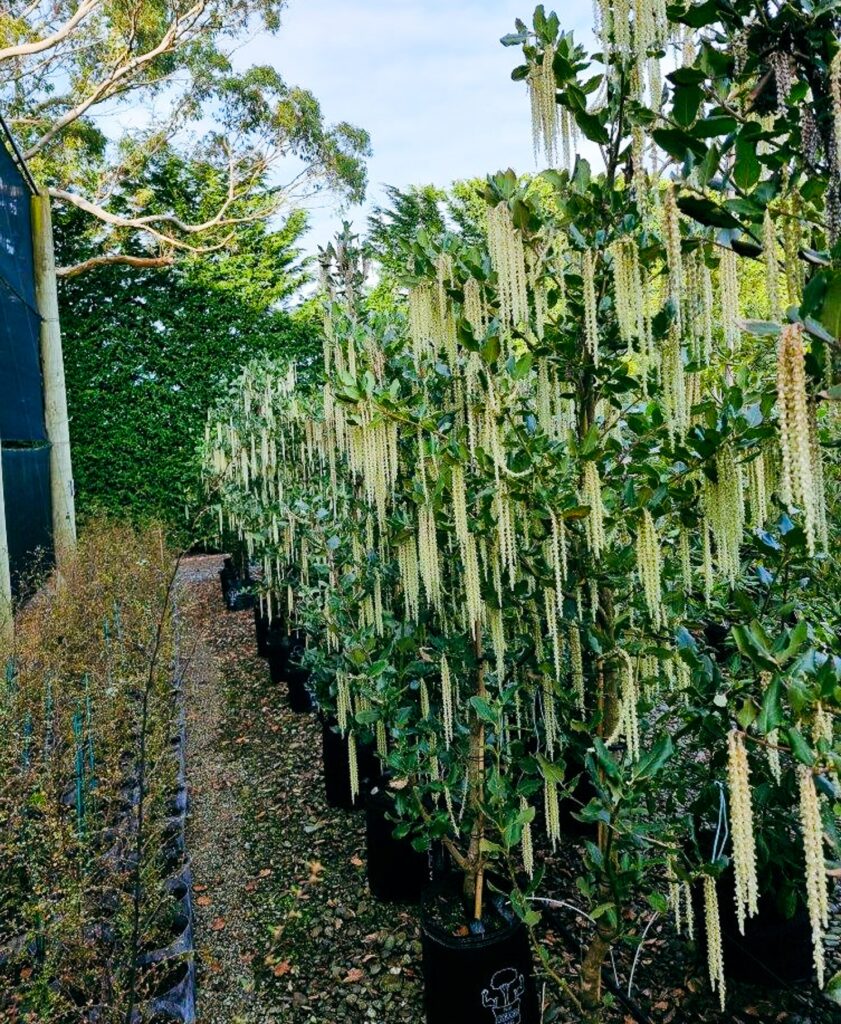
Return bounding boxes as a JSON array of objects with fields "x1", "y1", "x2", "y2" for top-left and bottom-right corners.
[
  {"x1": 2, "y1": 446, "x2": 53, "y2": 597},
  {"x1": 0, "y1": 139, "x2": 45, "y2": 443},
  {"x1": 0, "y1": 280, "x2": 46, "y2": 441}
]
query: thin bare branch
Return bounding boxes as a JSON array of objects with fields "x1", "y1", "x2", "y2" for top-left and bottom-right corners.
[
  {"x1": 57, "y1": 254, "x2": 175, "y2": 277},
  {"x1": 0, "y1": 0, "x2": 103, "y2": 62}
]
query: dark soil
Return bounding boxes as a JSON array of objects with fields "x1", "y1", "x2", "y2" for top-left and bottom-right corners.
[{"x1": 180, "y1": 555, "x2": 841, "y2": 1024}]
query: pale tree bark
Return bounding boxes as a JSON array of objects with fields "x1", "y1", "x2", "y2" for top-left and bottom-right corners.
[
  {"x1": 31, "y1": 192, "x2": 77, "y2": 566},
  {"x1": 0, "y1": 447, "x2": 13, "y2": 653},
  {"x1": 0, "y1": 0, "x2": 104, "y2": 63}
]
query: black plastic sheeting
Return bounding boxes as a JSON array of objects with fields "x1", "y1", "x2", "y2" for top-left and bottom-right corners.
[
  {"x1": 0, "y1": 281, "x2": 46, "y2": 442},
  {"x1": 0, "y1": 142, "x2": 36, "y2": 310},
  {"x1": 0, "y1": 140, "x2": 45, "y2": 443},
  {"x1": 2, "y1": 446, "x2": 54, "y2": 597}
]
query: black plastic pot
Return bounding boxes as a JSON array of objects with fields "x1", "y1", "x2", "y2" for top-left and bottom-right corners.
[
  {"x1": 365, "y1": 784, "x2": 430, "y2": 903},
  {"x1": 145, "y1": 958, "x2": 196, "y2": 1023},
  {"x1": 286, "y1": 668, "x2": 314, "y2": 713},
  {"x1": 320, "y1": 716, "x2": 380, "y2": 810},
  {"x1": 265, "y1": 637, "x2": 313, "y2": 712},
  {"x1": 695, "y1": 868, "x2": 814, "y2": 986},
  {"x1": 420, "y1": 880, "x2": 539, "y2": 1024},
  {"x1": 254, "y1": 606, "x2": 270, "y2": 657}
]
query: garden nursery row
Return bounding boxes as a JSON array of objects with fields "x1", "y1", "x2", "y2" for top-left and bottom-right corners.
[{"x1": 2, "y1": 0, "x2": 841, "y2": 1021}]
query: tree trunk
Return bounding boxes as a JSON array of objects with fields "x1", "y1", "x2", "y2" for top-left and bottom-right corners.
[
  {"x1": 31, "y1": 191, "x2": 76, "y2": 567},
  {"x1": 580, "y1": 921, "x2": 613, "y2": 1021}
]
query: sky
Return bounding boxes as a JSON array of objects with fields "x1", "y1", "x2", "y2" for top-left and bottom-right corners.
[{"x1": 235, "y1": 0, "x2": 594, "y2": 254}]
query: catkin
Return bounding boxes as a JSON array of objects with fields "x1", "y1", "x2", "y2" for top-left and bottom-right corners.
[
  {"x1": 799, "y1": 765, "x2": 829, "y2": 987},
  {"x1": 529, "y1": 43, "x2": 559, "y2": 165},
  {"x1": 582, "y1": 248, "x2": 600, "y2": 366},
  {"x1": 441, "y1": 654, "x2": 454, "y2": 749},
  {"x1": 636, "y1": 510, "x2": 664, "y2": 628},
  {"x1": 582, "y1": 461, "x2": 607, "y2": 559},
  {"x1": 487, "y1": 202, "x2": 529, "y2": 333},
  {"x1": 726, "y1": 730, "x2": 759, "y2": 934},
  {"x1": 777, "y1": 324, "x2": 821, "y2": 554},
  {"x1": 703, "y1": 875, "x2": 726, "y2": 1010},
  {"x1": 521, "y1": 795, "x2": 534, "y2": 877}
]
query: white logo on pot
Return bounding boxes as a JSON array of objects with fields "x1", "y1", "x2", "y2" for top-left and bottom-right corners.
[{"x1": 481, "y1": 967, "x2": 525, "y2": 1024}]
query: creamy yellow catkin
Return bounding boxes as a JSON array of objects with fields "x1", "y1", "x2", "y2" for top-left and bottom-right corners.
[
  {"x1": 703, "y1": 875, "x2": 726, "y2": 1010},
  {"x1": 726, "y1": 729, "x2": 759, "y2": 934},
  {"x1": 662, "y1": 184, "x2": 684, "y2": 325},
  {"x1": 799, "y1": 764, "x2": 829, "y2": 987},
  {"x1": 582, "y1": 461, "x2": 606, "y2": 559},
  {"x1": 528, "y1": 41, "x2": 559, "y2": 166},
  {"x1": 520, "y1": 795, "x2": 534, "y2": 877},
  {"x1": 440, "y1": 654, "x2": 454, "y2": 749},
  {"x1": 636, "y1": 510, "x2": 664, "y2": 628},
  {"x1": 777, "y1": 323, "x2": 823, "y2": 554},
  {"x1": 487, "y1": 201, "x2": 529, "y2": 335},
  {"x1": 582, "y1": 248, "x2": 600, "y2": 365}
]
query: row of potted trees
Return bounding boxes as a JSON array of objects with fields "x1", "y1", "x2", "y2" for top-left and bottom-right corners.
[
  {"x1": 0, "y1": 522, "x2": 194, "y2": 1023},
  {"x1": 202, "y1": 1, "x2": 841, "y2": 1019}
]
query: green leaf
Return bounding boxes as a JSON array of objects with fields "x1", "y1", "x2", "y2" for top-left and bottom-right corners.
[
  {"x1": 825, "y1": 971, "x2": 841, "y2": 1006},
  {"x1": 786, "y1": 727, "x2": 815, "y2": 767},
  {"x1": 818, "y1": 268, "x2": 841, "y2": 341},
  {"x1": 693, "y1": 115, "x2": 737, "y2": 138},
  {"x1": 512, "y1": 352, "x2": 534, "y2": 379},
  {"x1": 778, "y1": 620, "x2": 808, "y2": 667},
  {"x1": 653, "y1": 127, "x2": 707, "y2": 162},
  {"x1": 676, "y1": 195, "x2": 741, "y2": 229},
  {"x1": 592, "y1": 738, "x2": 620, "y2": 780},
  {"x1": 572, "y1": 109, "x2": 609, "y2": 145},
  {"x1": 756, "y1": 677, "x2": 783, "y2": 735},
  {"x1": 469, "y1": 695, "x2": 497, "y2": 724},
  {"x1": 733, "y1": 134, "x2": 761, "y2": 191},
  {"x1": 672, "y1": 83, "x2": 704, "y2": 127},
  {"x1": 633, "y1": 734, "x2": 674, "y2": 782}
]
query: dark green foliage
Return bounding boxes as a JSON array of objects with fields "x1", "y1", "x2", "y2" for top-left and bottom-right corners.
[{"x1": 60, "y1": 219, "x2": 320, "y2": 536}]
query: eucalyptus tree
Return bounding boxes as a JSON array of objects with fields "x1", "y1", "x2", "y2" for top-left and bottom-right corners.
[{"x1": 1, "y1": 0, "x2": 370, "y2": 276}]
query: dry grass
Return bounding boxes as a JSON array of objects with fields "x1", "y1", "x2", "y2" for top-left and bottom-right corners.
[{"x1": 0, "y1": 519, "x2": 183, "y2": 1022}]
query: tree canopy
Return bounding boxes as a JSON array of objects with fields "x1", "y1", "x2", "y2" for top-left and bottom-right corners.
[{"x1": 1, "y1": 0, "x2": 371, "y2": 275}]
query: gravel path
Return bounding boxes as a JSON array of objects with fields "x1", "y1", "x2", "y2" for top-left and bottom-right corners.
[
  {"x1": 180, "y1": 558, "x2": 263, "y2": 1023},
  {"x1": 179, "y1": 557, "x2": 425, "y2": 1024}
]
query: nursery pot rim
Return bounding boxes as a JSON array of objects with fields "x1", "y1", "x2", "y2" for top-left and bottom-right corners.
[{"x1": 420, "y1": 877, "x2": 522, "y2": 952}]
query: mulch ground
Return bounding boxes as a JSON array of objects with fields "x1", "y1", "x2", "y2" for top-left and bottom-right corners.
[{"x1": 178, "y1": 555, "x2": 841, "y2": 1024}]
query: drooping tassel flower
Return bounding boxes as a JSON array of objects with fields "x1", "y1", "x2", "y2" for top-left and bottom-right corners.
[
  {"x1": 726, "y1": 729, "x2": 759, "y2": 934},
  {"x1": 582, "y1": 461, "x2": 606, "y2": 559},
  {"x1": 776, "y1": 324, "x2": 820, "y2": 554},
  {"x1": 762, "y1": 208, "x2": 781, "y2": 321},
  {"x1": 617, "y1": 649, "x2": 640, "y2": 760},
  {"x1": 582, "y1": 248, "x2": 600, "y2": 366},
  {"x1": 635, "y1": 510, "x2": 664, "y2": 628},
  {"x1": 720, "y1": 247, "x2": 740, "y2": 354},
  {"x1": 662, "y1": 185, "x2": 684, "y2": 325},
  {"x1": 703, "y1": 875, "x2": 726, "y2": 1010},
  {"x1": 528, "y1": 43, "x2": 559, "y2": 166},
  {"x1": 799, "y1": 765, "x2": 829, "y2": 987},
  {"x1": 487, "y1": 202, "x2": 529, "y2": 333},
  {"x1": 704, "y1": 446, "x2": 745, "y2": 585},
  {"x1": 441, "y1": 654, "x2": 454, "y2": 749},
  {"x1": 521, "y1": 795, "x2": 534, "y2": 877}
]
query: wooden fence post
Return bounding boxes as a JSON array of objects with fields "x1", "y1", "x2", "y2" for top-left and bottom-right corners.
[
  {"x1": 31, "y1": 191, "x2": 76, "y2": 566},
  {"x1": 0, "y1": 446, "x2": 12, "y2": 651}
]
